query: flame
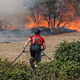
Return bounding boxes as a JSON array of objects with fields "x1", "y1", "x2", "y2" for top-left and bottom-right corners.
[
  {"x1": 22, "y1": 0, "x2": 80, "y2": 31},
  {"x1": 1, "y1": 25, "x2": 5, "y2": 29},
  {"x1": 7, "y1": 23, "x2": 17, "y2": 30},
  {"x1": 1, "y1": 23, "x2": 17, "y2": 30},
  {"x1": 23, "y1": 15, "x2": 80, "y2": 31},
  {"x1": 65, "y1": 20, "x2": 80, "y2": 31},
  {"x1": 0, "y1": 0, "x2": 80, "y2": 32},
  {"x1": 23, "y1": 15, "x2": 48, "y2": 28}
]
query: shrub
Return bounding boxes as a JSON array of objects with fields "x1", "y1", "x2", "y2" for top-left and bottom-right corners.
[
  {"x1": 54, "y1": 40, "x2": 80, "y2": 79},
  {"x1": 0, "y1": 40, "x2": 80, "y2": 80}
]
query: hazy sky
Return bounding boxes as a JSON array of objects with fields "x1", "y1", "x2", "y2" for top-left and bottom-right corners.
[
  {"x1": 0, "y1": 0, "x2": 36, "y2": 22},
  {"x1": 0, "y1": 0, "x2": 24, "y2": 18}
]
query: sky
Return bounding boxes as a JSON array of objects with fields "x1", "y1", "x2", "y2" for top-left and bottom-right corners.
[
  {"x1": 0, "y1": 0, "x2": 36, "y2": 24},
  {"x1": 0, "y1": 0, "x2": 25, "y2": 19}
]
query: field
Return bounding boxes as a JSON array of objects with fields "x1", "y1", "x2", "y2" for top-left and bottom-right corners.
[{"x1": 0, "y1": 32, "x2": 80, "y2": 66}]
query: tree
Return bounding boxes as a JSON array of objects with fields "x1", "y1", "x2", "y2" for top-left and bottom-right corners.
[
  {"x1": 65, "y1": 0, "x2": 80, "y2": 16},
  {"x1": 28, "y1": 0, "x2": 79, "y2": 28},
  {"x1": 31, "y1": 0, "x2": 66, "y2": 28},
  {"x1": 40, "y1": 0, "x2": 61, "y2": 28},
  {"x1": 57, "y1": 0, "x2": 80, "y2": 28},
  {"x1": 29, "y1": 2, "x2": 45, "y2": 27}
]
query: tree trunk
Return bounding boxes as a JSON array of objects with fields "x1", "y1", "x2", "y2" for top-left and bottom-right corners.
[{"x1": 54, "y1": 13, "x2": 56, "y2": 27}]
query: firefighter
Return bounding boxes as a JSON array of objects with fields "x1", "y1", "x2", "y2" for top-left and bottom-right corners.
[{"x1": 23, "y1": 29, "x2": 46, "y2": 71}]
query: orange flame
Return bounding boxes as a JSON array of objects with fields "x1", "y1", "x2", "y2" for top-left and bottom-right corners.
[
  {"x1": 0, "y1": 0, "x2": 80, "y2": 32},
  {"x1": 22, "y1": 0, "x2": 80, "y2": 31},
  {"x1": 1, "y1": 23, "x2": 17, "y2": 30},
  {"x1": 23, "y1": 15, "x2": 48, "y2": 28},
  {"x1": 23, "y1": 15, "x2": 80, "y2": 31},
  {"x1": 7, "y1": 23, "x2": 17, "y2": 30}
]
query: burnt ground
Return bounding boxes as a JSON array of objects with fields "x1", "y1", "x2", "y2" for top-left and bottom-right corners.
[{"x1": 0, "y1": 32, "x2": 80, "y2": 66}]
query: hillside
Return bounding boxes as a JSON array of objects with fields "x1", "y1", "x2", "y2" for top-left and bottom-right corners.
[{"x1": 0, "y1": 32, "x2": 80, "y2": 66}]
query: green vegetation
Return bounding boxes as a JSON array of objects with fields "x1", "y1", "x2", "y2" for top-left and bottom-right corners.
[
  {"x1": 0, "y1": 40, "x2": 80, "y2": 80},
  {"x1": 54, "y1": 40, "x2": 80, "y2": 79}
]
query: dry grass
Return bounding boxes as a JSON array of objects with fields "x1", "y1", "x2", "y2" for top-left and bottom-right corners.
[{"x1": 0, "y1": 32, "x2": 80, "y2": 66}]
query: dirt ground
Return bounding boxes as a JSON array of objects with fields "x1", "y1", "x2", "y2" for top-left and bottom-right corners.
[{"x1": 0, "y1": 32, "x2": 80, "y2": 66}]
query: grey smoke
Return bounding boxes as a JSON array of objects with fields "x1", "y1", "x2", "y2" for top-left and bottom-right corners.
[
  {"x1": 0, "y1": 0, "x2": 37, "y2": 43},
  {"x1": 0, "y1": 0, "x2": 26, "y2": 20},
  {"x1": 0, "y1": 28, "x2": 50, "y2": 43},
  {"x1": 0, "y1": 29, "x2": 34, "y2": 43},
  {"x1": 0, "y1": 0, "x2": 36, "y2": 24}
]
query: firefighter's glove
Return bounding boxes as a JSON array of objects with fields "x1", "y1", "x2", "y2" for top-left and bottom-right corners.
[{"x1": 23, "y1": 47, "x2": 25, "y2": 52}]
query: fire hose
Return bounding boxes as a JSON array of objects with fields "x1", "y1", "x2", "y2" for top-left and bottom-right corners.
[
  {"x1": 41, "y1": 52, "x2": 51, "y2": 60},
  {"x1": 0, "y1": 51, "x2": 24, "y2": 74},
  {"x1": 7, "y1": 51, "x2": 24, "y2": 68},
  {"x1": 0, "y1": 51, "x2": 51, "y2": 73},
  {"x1": 7, "y1": 51, "x2": 51, "y2": 68},
  {"x1": 0, "y1": 51, "x2": 51, "y2": 74}
]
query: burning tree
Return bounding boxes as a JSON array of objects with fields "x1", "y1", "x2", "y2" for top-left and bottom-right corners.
[
  {"x1": 39, "y1": 0, "x2": 62, "y2": 28},
  {"x1": 29, "y1": 0, "x2": 66, "y2": 28},
  {"x1": 29, "y1": 2, "x2": 44, "y2": 27},
  {"x1": 27, "y1": 0, "x2": 80, "y2": 30}
]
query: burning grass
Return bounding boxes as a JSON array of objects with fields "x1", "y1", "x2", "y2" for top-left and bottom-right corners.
[{"x1": 0, "y1": 32, "x2": 80, "y2": 66}]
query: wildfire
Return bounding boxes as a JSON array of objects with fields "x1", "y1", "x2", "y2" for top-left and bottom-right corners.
[
  {"x1": 23, "y1": 15, "x2": 48, "y2": 28},
  {"x1": 23, "y1": 15, "x2": 80, "y2": 31},
  {"x1": 22, "y1": 0, "x2": 80, "y2": 31},
  {"x1": 1, "y1": 23, "x2": 17, "y2": 30},
  {"x1": 6, "y1": 23, "x2": 17, "y2": 30},
  {"x1": 0, "y1": 0, "x2": 80, "y2": 32}
]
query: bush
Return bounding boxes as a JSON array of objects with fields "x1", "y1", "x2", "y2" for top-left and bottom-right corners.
[
  {"x1": 54, "y1": 40, "x2": 80, "y2": 79},
  {"x1": 55, "y1": 40, "x2": 80, "y2": 62},
  {"x1": 0, "y1": 40, "x2": 80, "y2": 80}
]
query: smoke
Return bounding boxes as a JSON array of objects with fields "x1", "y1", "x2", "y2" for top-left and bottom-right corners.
[
  {"x1": 0, "y1": 0, "x2": 37, "y2": 43},
  {"x1": 0, "y1": 0, "x2": 36, "y2": 24},
  {"x1": 0, "y1": 29, "x2": 34, "y2": 43}
]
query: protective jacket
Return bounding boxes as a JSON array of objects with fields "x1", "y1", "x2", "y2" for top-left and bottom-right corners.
[{"x1": 30, "y1": 35, "x2": 45, "y2": 45}]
